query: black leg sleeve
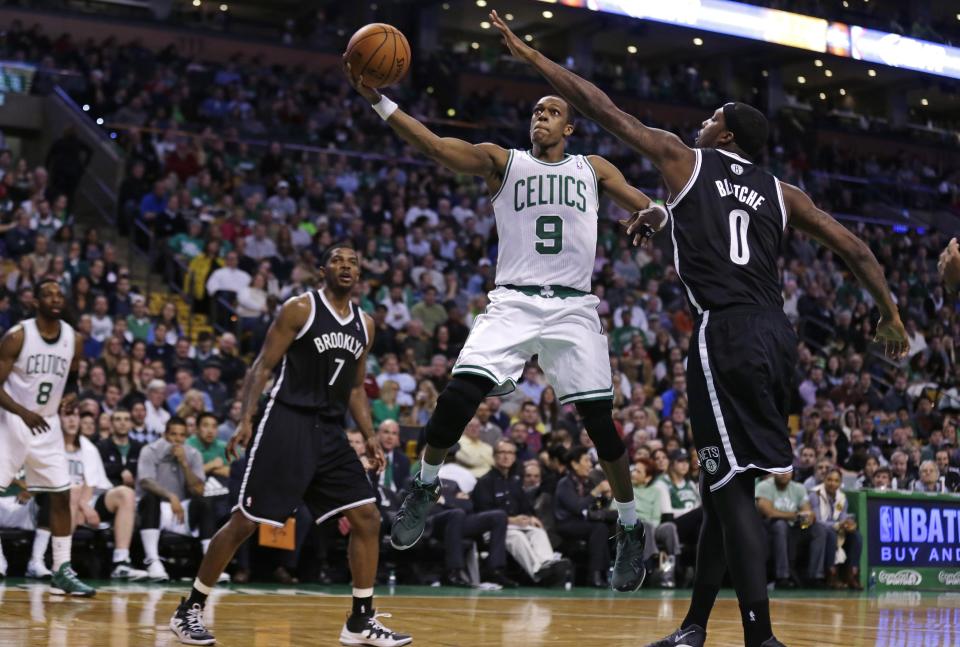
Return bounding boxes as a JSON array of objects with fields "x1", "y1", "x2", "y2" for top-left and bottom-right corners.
[{"x1": 138, "y1": 492, "x2": 162, "y2": 529}]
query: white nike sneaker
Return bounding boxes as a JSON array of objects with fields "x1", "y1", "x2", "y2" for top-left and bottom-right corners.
[
  {"x1": 146, "y1": 559, "x2": 170, "y2": 582},
  {"x1": 216, "y1": 572, "x2": 231, "y2": 584},
  {"x1": 26, "y1": 560, "x2": 53, "y2": 579},
  {"x1": 111, "y1": 562, "x2": 150, "y2": 581},
  {"x1": 339, "y1": 612, "x2": 412, "y2": 646}
]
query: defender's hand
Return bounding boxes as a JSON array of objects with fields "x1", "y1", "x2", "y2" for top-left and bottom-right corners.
[
  {"x1": 490, "y1": 10, "x2": 538, "y2": 62},
  {"x1": 365, "y1": 437, "x2": 386, "y2": 474},
  {"x1": 874, "y1": 316, "x2": 909, "y2": 360},
  {"x1": 342, "y1": 59, "x2": 382, "y2": 104},
  {"x1": 938, "y1": 238, "x2": 960, "y2": 290},
  {"x1": 227, "y1": 420, "x2": 253, "y2": 462},
  {"x1": 620, "y1": 203, "x2": 669, "y2": 247}
]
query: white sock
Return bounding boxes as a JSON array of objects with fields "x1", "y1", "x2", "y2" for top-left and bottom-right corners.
[
  {"x1": 615, "y1": 499, "x2": 639, "y2": 528},
  {"x1": 113, "y1": 548, "x2": 130, "y2": 564},
  {"x1": 352, "y1": 587, "x2": 374, "y2": 598},
  {"x1": 418, "y1": 460, "x2": 441, "y2": 484},
  {"x1": 201, "y1": 539, "x2": 211, "y2": 554},
  {"x1": 140, "y1": 529, "x2": 160, "y2": 564},
  {"x1": 52, "y1": 535, "x2": 71, "y2": 571},
  {"x1": 31, "y1": 528, "x2": 51, "y2": 564}
]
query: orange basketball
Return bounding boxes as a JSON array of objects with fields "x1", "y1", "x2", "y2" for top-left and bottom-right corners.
[{"x1": 344, "y1": 23, "x2": 411, "y2": 89}]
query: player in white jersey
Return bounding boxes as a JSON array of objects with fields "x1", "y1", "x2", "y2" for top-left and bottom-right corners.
[
  {"x1": 0, "y1": 279, "x2": 94, "y2": 596},
  {"x1": 345, "y1": 62, "x2": 667, "y2": 591}
]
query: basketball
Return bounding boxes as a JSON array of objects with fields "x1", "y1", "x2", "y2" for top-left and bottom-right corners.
[{"x1": 344, "y1": 23, "x2": 411, "y2": 88}]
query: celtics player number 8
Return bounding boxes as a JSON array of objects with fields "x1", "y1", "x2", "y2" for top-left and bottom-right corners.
[
  {"x1": 535, "y1": 215, "x2": 563, "y2": 254},
  {"x1": 37, "y1": 381, "x2": 53, "y2": 405}
]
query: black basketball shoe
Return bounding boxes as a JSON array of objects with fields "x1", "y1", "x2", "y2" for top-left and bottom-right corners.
[
  {"x1": 390, "y1": 476, "x2": 440, "y2": 550},
  {"x1": 169, "y1": 597, "x2": 216, "y2": 645},
  {"x1": 611, "y1": 521, "x2": 647, "y2": 591},
  {"x1": 645, "y1": 624, "x2": 707, "y2": 647}
]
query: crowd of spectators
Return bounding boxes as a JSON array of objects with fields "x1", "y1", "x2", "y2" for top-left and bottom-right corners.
[{"x1": 1, "y1": 18, "x2": 960, "y2": 589}]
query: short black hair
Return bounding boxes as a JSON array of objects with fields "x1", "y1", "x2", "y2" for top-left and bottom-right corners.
[
  {"x1": 321, "y1": 242, "x2": 356, "y2": 267},
  {"x1": 166, "y1": 416, "x2": 187, "y2": 432},
  {"x1": 565, "y1": 446, "x2": 591, "y2": 468},
  {"x1": 111, "y1": 406, "x2": 130, "y2": 420},
  {"x1": 197, "y1": 412, "x2": 219, "y2": 427},
  {"x1": 722, "y1": 102, "x2": 768, "y2": 159},
  {"x1": 34, "y1": 277, "x2": 60, "y2": 294}
]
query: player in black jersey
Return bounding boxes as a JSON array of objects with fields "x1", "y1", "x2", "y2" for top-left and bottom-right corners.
[
  {"x1": 491, "y1": 12, "x2": 909, "y2": 647},
  {"x1": 169, "y1": 245, "x2": 411, "y2": 647}
]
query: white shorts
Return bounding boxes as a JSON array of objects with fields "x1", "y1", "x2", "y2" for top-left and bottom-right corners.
[
  {"x1": 159, "y1": 500, "x2": 199, "y2": 537},
  {"x1": 452, "y1": 287, "x2": 613, "y2": 405},
  {"x1": 0, "y1": 495, "x2": 38, "y2": 530},
  {"x1": 0, "y1": 411, "x2": 69, "y2": 492}
]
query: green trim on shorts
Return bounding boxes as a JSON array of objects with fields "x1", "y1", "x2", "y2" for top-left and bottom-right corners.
[
  {"x1": 451, "y1": 365, "x2": 517, "y2": 395},
  {"x1": 559, "y1": 387, "x2": 614, "y2": 403},
  {"x1": 28, "y1": 484, "x2": 71, "y2": 493}
]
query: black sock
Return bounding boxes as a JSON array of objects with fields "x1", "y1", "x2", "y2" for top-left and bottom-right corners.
[
  {"x1": 186, "y1": 587, "x2": 208, "y2": 608},
  {"x1": 740, "y1": 598, "x2": 773, "y2": 647},
  {"x1": 682, "y1": 581, "x2": 720, "y2": 630},
  {"x1": 347, "y1": 596, "x2": 374, "y2": 631}
]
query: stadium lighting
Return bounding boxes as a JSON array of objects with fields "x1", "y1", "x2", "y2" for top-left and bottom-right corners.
[
  {"x1": 921, "y1": 98, "x2": 929, "y2": 106},
  {"x1": 868, "y1": 69, "x2": 877, "y2": 77},
  {"x1": 627, "y1": 45, "x2": 638, "y2": 54},
  {"x1": 192, "y1": 0, "x2": 200, "y2": 5},
  {"x1": 505, "y1": 13, "x2": 514, "y2": 21},
  {"x1": 219, "y1": 3, "x2": 227, "y2": 11},
  {"x1": 824, "y1": 69, "x2": 833, "y2": 77},
  {"x1": 82, "y1": 104, "x2": 90, "y2": 111},
  {"x1": 819, "y1": 92, "x2": 826, "y2": 100},
  {"x1": 693, "y1": 37, "x2": 703, "y2": 46},
  {"x1": 96, "y1": 117, "x2": 104, "y2": 125},
  {"x1": 542, "y1": 10, "x2": 553, "y2": 19},
  {"x1": 761, "y1": 70, "x2": 768, "y2": 77},
  {"x1": 839, "y1": 88, "x2": 846, "y2": 95},
  {"x1": 442, "y1": 3, "x2": 449, "y2": 9},
  {"x1": 797, "y1": 75, "x2": 806, "y2": 84},
  {"x1": 471, "y1": 42, "x2": 479, "y2": 50},
  {"x1": 480, "y1": 21, "x2": 490, "y2": 29},
  {"x1": 426, "y1": 86, "x2": 434, "y2": 94},
  {"x1": 814, "y1": 59, "x2": 823, "y2": 67},
  {"x1": 446, "y1": 108, "x2": 456, "y2": 117},
  {"x1": 476, "y1": 0, "x2": 487, "y2": 6},
  {"x1": 524, "y1": 34, "x2": 533, "y2": 42}
]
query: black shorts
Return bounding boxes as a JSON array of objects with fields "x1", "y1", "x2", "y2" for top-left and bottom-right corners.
[
  {"x1": 687, "y1": 305, "x2": 797, "y2": 492},
  {"x1": 233, "y1": 399, "x2": 376, "y2": 527}
]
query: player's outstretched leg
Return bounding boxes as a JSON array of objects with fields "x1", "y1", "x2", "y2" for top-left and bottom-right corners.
[
  {"x1": 576, "y1": 400, "x2": 646, "y2": 591},
  {"x1": 170, "y1": 510, "x2": 257, "y2": 645},
  {"x1": 48, "y1": 490, "x2": 95, "y2": 597},
  {"x1": 390, "y1": 375, "x2": 493, "y2": 550},
  {"x1": 339, "y1": 503, "x2": 412, "y2": 646}
]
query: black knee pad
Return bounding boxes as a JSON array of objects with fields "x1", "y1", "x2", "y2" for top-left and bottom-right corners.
[
  {"x1": 575, "y1": 399, "x2": 625, "y2": 462},
  {"x1": 423, "y1": 374, "x2": 494, "y2": 450}
]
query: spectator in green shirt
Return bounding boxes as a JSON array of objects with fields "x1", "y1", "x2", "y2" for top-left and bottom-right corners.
[
  {"x1": 186, "y1": 412, "x2": 230, "y2": 480},
  {"x1": 410, "y1": 286, "x2": 447, "y2": 335},
  {"x1": 611, "y1": 310, "x2": 645, "y2": 355},
  {"x1": 126, "y1": 295, "x2": 151, "y2": 341},
  {"x1": 167, "y1": 219, "x2": 205, "y2": 260},
  {"x1": 756, "y1": 472, "x2": 826, "y2": 588},
  {"x1": 372, "y1": 380, "x2": 401, "y2": 427},
  {"x1": 630, "y1": 457, "x2": 681, "y2": 587}
]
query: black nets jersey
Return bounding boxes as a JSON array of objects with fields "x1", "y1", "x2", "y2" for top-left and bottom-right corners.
[
  {"x1": 272, "y1": 290, "x2": 368, "y2": 420},
  {"x1": 668, "y1": 148, "x2": 787, "y2": 314}
]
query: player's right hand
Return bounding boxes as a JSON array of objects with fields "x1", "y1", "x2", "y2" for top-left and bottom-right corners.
[
  {"x1": 874, "y1": 315, "x2": 909, "y2": 360},
  {"x1": 342, "y1": 59, "x2": 382, "y2": 104},
  {"x1": 20, "y1": 410, "x2": 50, "y2": 434},
  {"x1": 169, "y1": 495, "x2": 185, "y2": 523},
  {"x1": 620, "y1": 203, "x2": 669, "y2": 247},
  {"x1": 227, "y1": 420, "x2": 253, "y2": 462},
  {"x1": 938, "y1": 237, "x2": 960, "y2": 290}
]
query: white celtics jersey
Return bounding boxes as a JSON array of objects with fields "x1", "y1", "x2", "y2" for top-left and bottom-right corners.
[
  {"x1": 491, "y1": 149, "x2": 600, "y2": 293},
  {"x1": 5, "y1": 318, "x2": 75, "y2": 417}
]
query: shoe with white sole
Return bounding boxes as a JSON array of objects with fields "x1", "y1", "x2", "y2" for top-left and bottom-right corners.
[
  {"x1": 111, "y1": 561, "x2": 150, "y2": 581},
  {"x1": 645, "y1": 624, "x2": 706, "y2": 647},
  {"x1": 146, "y1": 559, "x2": 170, "y2": 582},
  {"x1": 170, "y1": 597, "x2": 216, "y2": 645},
  {"x1": 26, "y1": 559, "x2": 53, "y2": 579},
  {"x1": 50, "y1": 562, "x2": 96, "y2": 597},
  {"x1": 340, "y1": 612, "x2": 412, "y2": 646},
  {"x1": 217, "y1": 572, "x2": 231, "y2": 584}
]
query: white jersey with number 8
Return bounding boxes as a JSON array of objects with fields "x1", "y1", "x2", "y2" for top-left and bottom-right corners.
[
  {"x1": 5, "y1": 318, "x2": 75, "y2": 417},
  {"x1": 491, "y1": 149, "x2": 600, "y2": 293}
]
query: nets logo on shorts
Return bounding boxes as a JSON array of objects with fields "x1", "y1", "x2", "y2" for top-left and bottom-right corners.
[{"x1": 698, "y1": 446, "x2": 721, "y2": 475}]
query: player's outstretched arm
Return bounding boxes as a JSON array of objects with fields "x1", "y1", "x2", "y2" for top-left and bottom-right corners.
[
  {"x1": 782, "y1": 182, "x2": 908, "y2": 359},
  {"x1": 489, "y1": 10, "x2": 693, "y2": 189},
  {"x1": 343, "y1": 61, "x2": 508, "y2": 183},
  {"x1": 587, "y1": 155, "x2": 668, "y2": 246},
  {"x1": 0, "y1": 326, "x2": 48, "y2": 432},
  {"x1": 349, "y1": 312, "x2": 385, "y2": 473},
  {"x1": 227, "y1": 294, "x2": 310, "y2": 459}
]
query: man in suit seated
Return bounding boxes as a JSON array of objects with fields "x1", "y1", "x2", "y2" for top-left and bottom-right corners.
[
  {"x1": 472, "y1": 439, "x2": 571, "y2": 585},
  {"x1": 377, "y1": 419, "x2": 410, "y2": 494}
]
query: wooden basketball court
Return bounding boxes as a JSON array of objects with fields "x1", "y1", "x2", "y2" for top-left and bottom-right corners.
[{"x1": 1, "y1": 580, "x2": 957, "y2": 646}]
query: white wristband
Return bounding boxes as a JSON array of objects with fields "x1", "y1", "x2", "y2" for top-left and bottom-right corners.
[
  {"x1": 650, "y1": 203, "x2": 669, "y2": 230},
  {"x1": 372, "y1": 95, "x2": 398, "y2": 121}
]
